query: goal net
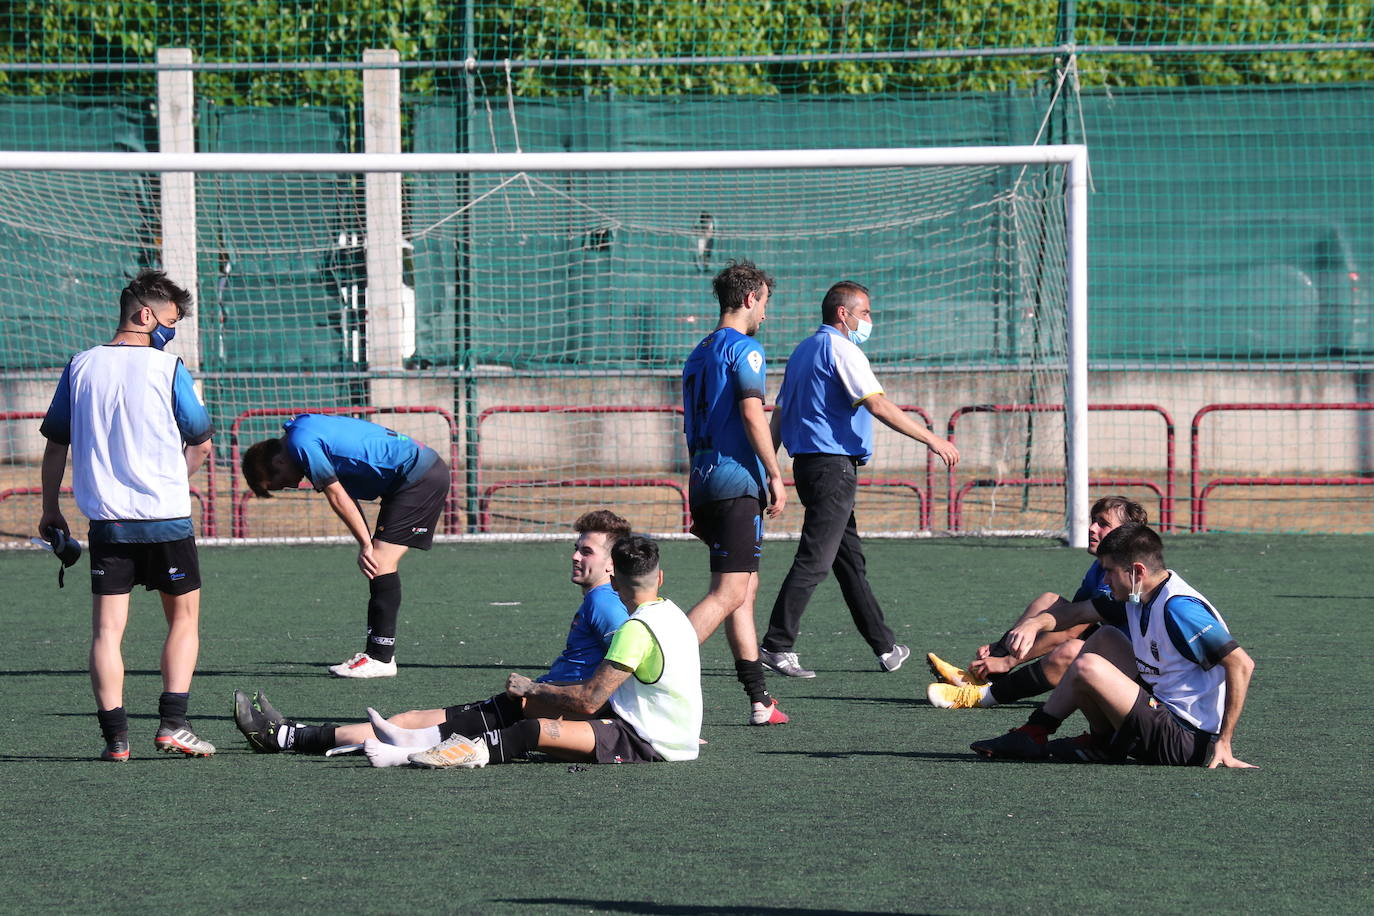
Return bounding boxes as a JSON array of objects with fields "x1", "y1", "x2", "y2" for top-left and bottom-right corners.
[{"x1": 0, "y1": 148, "x2": 1088, "y2": 545}]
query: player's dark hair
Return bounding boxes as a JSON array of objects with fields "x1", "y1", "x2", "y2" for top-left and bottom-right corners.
[
  {"x1": 611, "y1": 533, "x2": 660, "y2": 583},
  {"x1": 120, "y1": 269, "x2": 193, "y2": 323},
  {"x1": 821, "y1": 280, "x2": 870, "y2": 324},
  {"x1": 712, "y1": 259, "x2": 774, "y2": 312},
  {"x1": 241, "y1": 438, "x2": 285, "y2": 498},
  {"x1": 1096, "y1": 523, "x2": 1165, "y2": 573},
  {"x1": 1091, "y1": 494, "x2": 1147, "y2": 526},
  {"x1": 573, "y1": 509, "x2": 632, "y2": 540}
]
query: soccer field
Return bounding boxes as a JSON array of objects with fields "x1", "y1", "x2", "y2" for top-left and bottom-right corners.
[{"x1": 1, "y1": 535, "x2": 1369, "y2": 914}]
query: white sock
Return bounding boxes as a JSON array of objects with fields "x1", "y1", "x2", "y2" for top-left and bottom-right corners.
[
  {"x1": 977, "y1": 685, "x2": 998, "y2": 708},
  {"x1": 367, "y1": 707, "x2": 441, "y2": 747},
  {"x1": 363, "y1": 738, "x2": 420, "y2": 768}
]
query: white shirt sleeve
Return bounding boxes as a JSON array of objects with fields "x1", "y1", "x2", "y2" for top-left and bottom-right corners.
[{"x1": 830, "y1": 336, "x2": 883, "y2": 406}]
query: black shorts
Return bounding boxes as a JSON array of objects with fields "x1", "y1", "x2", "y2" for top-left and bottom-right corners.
[
  {"x1": 1111, "y1": 688, "x2": 1218, "y2": 766},
  {"x1": 589, "y1": 716, "x2": 665, "y2": 764},
  {"x1": 89, "y1": 537, "x2": 201, "y2": 596},
  {"x1": 375, "y1": 458, "x2": 450, "y2": 550},
  {"x1": 690, "y1": 496, "x2": 763, "y2": 574}
]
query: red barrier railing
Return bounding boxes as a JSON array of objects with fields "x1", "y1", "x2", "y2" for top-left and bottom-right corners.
[
  {"x1": 1190, "y1": 402, "x2": 1374, "y2": 532},
  {"x1": 230, "y1": 406, "x2": 460, "y2": 539},
  {"x1": 480, "y1": 477, "x2": 690, "y2": 533},
  {"x1": 946, "y1": 403, "x2": 1176, "y2": 532},
  {"x1": 3, "y1": 410, "x2": 220, "y2": 536},
  {"x1": 1, "y1": 484, "x2": 209, "y2": 523}
]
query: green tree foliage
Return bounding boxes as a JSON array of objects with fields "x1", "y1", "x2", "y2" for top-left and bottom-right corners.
[{"x1": 0, "y1": 1, "x2": 1369, "y2": 103}]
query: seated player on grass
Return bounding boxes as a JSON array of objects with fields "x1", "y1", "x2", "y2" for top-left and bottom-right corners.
[
  {"x1": 925, "y1": 495, "x2": 1146, "y2": 710},
  {"x1": 232, "y1": 508, "x2": 632, "y2": 755},
  {"x1": 970, "y1": 524, "x2": 1257, "y2": 768},
  {"x1": 401, "y1": 533, "x2": 702, "y2": 769}
]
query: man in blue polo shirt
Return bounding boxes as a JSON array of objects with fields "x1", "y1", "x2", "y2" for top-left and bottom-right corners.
[
  {"x1": 760, "y1": 281, "x2": 959, "y2": 678},
  {"x1": 241, "y1": 413, "x2": 452, "y2": 678},
  {"x1": 40, "y1": 270, "x2": 217, "y2": 761}
]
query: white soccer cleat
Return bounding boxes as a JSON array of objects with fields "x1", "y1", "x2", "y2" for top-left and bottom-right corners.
[
  {"x1": 363, "y1": 738, "x2": 424, "y2": 768},
  {"x1": 408, "y1": 734, "x2": 490, "y2": 769},
  {"x1": 328, "y1": 652, "x2": 397, "y2": 678}
]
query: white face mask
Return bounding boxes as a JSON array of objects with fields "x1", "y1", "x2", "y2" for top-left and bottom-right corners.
[
  {"x1": 846, "y1": 316, "x2": 873, "y2": 346},
  {"x1": 1126, "y1": 570, "x2": 1142, "y2": 612}
]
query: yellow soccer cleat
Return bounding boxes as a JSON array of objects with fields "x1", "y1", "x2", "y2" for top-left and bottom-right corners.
[
  {"x1": 926, "y1": 682, "x2": 990, "y2": 709},
  {"x1": 925, "y1": 652, "x2": 987, "y2": 687}
]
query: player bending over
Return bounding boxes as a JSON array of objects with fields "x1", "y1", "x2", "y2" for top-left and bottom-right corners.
[
  {"x1": 925, "y1": 495, "x2": 1146, "y2": 710},
  {"x1": 970, "y1": 524, "x2": 1256, "y2": 768},
  {"x1": 241, "y1": 413, "x2": 452, "y2": 678},
  {"x1": 232, "y1": 509, "x2": 632, "y2": 754}
]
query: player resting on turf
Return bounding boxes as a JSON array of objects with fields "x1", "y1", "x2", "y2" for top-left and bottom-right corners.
[
  {"x1": 232, "y1": 509, "x2": 633, "y2": 754},
  {"x1": 241, "y1": 413, "x2": 452, "y2": 678},
  {"x1": 403, "y1": 533, "x2": 702, "y2": 768},
  {"x1": 970, "y1": 524, "x2": 1256, "y2": 767},
  {"x1": 681, "y1": 259, "x2": 790, "y2": 726},
  {"x1": 925, "y1": 495, "x2": 1147, "y2": 709},
  {"x1": 39, "y1": 270, "x2": 217, "y2": 761}
]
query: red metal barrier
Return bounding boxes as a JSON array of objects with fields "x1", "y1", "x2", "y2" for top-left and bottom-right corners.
[
  {"x1": 1190, "y1": 402, "x2": 1374, "y2": 532},
  {"x1": 952, "y1": 477, "x2": 1166, "y2": 532},
  {"x1": 2, "y1": 410, "x2": 219, "y2": 536},
  {"x1": 1, "y1": 485, "x2": 209, "y2": 520},
  {"x1": 946, "y1": 403, "x2": 1176, "y2": 533},
  {"x1": 480, "y1": 477, "x2": 690, "y2": 533},
  {"x1": 230, "y1": 406, "x2": 460, "y2": 539}
]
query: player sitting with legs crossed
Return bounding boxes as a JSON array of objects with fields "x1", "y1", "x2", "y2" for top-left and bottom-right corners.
[
  {"x1": 969, "y1": 524, "x2": 1257, "y2": 768},
  {"x1": 925, "y1": 495, "x2": 1146, "y2": 710},
  {"x1": 232, "y1": 509, "x2": 633, "y2": 757}
]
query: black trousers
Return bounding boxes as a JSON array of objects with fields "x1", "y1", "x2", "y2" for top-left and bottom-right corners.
[{"x1": 763, "y1": 453, "x2": 895, "y2": 655}]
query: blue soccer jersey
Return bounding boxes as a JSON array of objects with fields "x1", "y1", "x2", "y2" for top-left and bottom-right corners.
[
  {"x1": 539, "y1": 583, "x2": 629, "y2": 683},
  {"x1": 682, "y1": 327, "x2": 767, "y2": 507},
  {"x1": 282, "y1": 414, "x2": 437, "y2": 501},
  {"x1": 1072, "y1": 560, "x2": 1113, "y2": 603}
]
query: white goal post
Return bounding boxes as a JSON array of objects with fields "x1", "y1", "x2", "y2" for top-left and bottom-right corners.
[{"x1": 0, "y1": 145, "x2": 1088, "y2": 546}]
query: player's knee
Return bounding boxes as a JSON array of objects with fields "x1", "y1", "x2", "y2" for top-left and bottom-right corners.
[
  {"x1": 1043, "y1": 638, "x2": 1084, "y2": 678},
  {"x1": 1069, "y1": 651, "x2": 1116, "y2": 696}
]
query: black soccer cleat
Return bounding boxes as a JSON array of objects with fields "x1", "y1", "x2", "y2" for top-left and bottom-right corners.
[
  {"x1": 970, "y1": 725, "x2": 1049, "y2": 760},
  {"x1": 233, "y1": 688, "x2": 283, "y2": 753}
]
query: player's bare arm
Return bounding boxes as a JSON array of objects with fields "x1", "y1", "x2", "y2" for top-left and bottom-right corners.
[
  {"x1": 740, "y1": 396, "x2": 786, "y2": 517},
  {"x1": 38, "y1": 439, "x2": 71, "y2": 538},
  {"x1": 321, "y1": 481, "x2": 377, "y2": 577},
  {"x1": 1003, "y1": 598, "x2": 1101, "y2": 659},
  {"x1": 506, "y1": 659, "x2": 633, "y2": 717},
  {"x1": 1208, "y1": 646, "x2": 1257, "y2": 770},
  {"x1": 184, "y1": 438, "x2": 213, "y2": 476},
  {"x1": 863, "y1": 393, "x2": 960, "y2": 467}
]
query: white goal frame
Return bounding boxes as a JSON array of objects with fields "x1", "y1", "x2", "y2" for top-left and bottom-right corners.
[{"x1": 0, "y1": 145, "x2": 1090, "y2": 546}]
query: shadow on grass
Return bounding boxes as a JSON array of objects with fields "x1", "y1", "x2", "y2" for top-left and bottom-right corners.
[
  {"x1": 758, "y1": 748, "x2": 974, "y2": 761},
  {"x1": 496, "y1": 900, "x2": 930, "y2": 916}
]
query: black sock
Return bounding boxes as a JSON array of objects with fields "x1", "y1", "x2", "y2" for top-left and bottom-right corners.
[
  {"x1": 1027, "y1": 707, "x2": 1064, "y2": 733},
  {"x1": 365, "y1": 572, "x2": 402, "y2": 663},
  {"x1": 735, "y1": 658, "x2": 771, "y2": 706},
  {"x1": 158, "y1": 691, "x2": 190, "y2": 731},
  {"x1": 482, "y1": 718, "x2": 541, "y2": 765},
  {"x1": 96, "y1": 706, "x2": 128, "y2": 744},
  {"x1": 989, "y1": 660, "x2": 1053, "y2": 704},
  {"x1": 285, "y1": 724, "x2": 338, "y2": 755},
  {"x1": 439, "y1": 693, "x2": 523, "y2": 741}
]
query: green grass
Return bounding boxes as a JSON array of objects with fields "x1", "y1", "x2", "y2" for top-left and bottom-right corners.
[{"x1": 1, "y1": 535, "x2": 1370, "y2": 914}]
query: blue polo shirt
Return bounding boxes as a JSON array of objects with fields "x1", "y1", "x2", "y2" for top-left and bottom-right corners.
[
  {"x1": 538, "y1": 583, "x2": 629, "y2": 683},
  {"x1": 282, "y1": 414, "x2": 437, "y2": 501},
  {"x1": 775, "y1": 325, "x2": 884, "y2": 465}
]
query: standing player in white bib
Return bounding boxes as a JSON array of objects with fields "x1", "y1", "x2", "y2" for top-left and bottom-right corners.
[
  {"x1": 39, "y1": 270, "x2": 217, "y2": 762},
  {"x1": 970, "y1": 525, "x2": 1257, "y2": 768}
]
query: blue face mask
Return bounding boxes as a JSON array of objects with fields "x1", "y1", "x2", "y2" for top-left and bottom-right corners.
[
  {"x1": 149, "y1": 321, "x2": 176, "y2": 350},
  {"x1": 845, "y1": 317, "x2": 872, "y2": 346}
]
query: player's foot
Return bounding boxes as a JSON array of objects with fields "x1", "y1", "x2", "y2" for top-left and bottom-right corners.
[
  {"x1": 233, "y1": 688, "x2": 284, "y2": 753},
  {"x1": 1046, "y1": 731, "x2": 1123, "y2": 764},
  {"x1": 758, "y1": 647, "x2": 816, "y2": 678},
  {"x1": 252, "y1": 690, "x2": 287, "y2": 727},
  {"x1": 408, "y1": 734, "x2": 490, "y2": 769},
  {"x1": 328, "y1": 652, "x2": 397, "y2": 678},
  {"x1": 365, "y1": 707, "x2": 440, "y2": 748},
  {"x1": 970, "y1": 725, "x2": 1048, "y2": 760},
  {"x1": 926, "y1": 682, "x2": 992, "y2": 709},
  {"x1": 878, "y1": 644, "x2": 911, "y2": 672},
  {"x1": 99, "y1": 738, "x2": 130, "y2": 762},
  {"x1": 749, "y1": 698, "x2": 789, "y2": 726},
  {"x1": 364, "y1": 738, "x2": 425, "y2": 768},
  {"x1": 154, "y1": 726, "x2": 216, "y2": 757},
  {"x1": 926, "y1": 651, "x2": 986, "y2": 687}
]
